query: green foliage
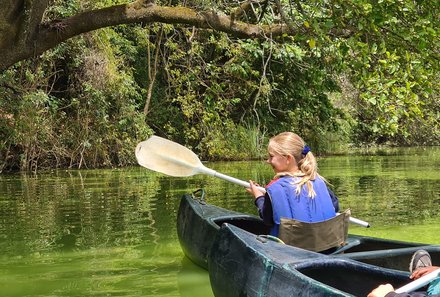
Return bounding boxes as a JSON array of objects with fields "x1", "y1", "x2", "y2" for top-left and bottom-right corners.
[
  {"x1": 197, "y1": 121, "x2": 267, "y2": 160},
  {"x1": 0, "y1": 23, "x2": 152, "y2": 171},
  {"x1": 1, "y1": 0, "x2": 439, "y2": 171},
  {"x1": 261, "y1": 0, "x2": 439, "y2": 145},
  {"x1": 148, "y1": 28, "x2": 344, "y2": 158},
  {"x1": 332, "y1": 0, "x2": 439, "y2": 144}
]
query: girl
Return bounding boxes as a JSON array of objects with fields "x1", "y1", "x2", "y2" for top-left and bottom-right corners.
[{"x1": 247, "y1": 132, "x2": 337, "y2": 237}]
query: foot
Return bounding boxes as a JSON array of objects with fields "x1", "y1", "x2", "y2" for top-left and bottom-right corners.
[{"x1": 409, "y1": 249, "x2": 432, "y2": 273}]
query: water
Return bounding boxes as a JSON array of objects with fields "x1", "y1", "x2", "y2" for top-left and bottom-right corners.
[{"x1": 1, "y1": 147, "x2": 439, "y2": 296}]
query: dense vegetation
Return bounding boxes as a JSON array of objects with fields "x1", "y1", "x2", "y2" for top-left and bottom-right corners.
[{"x1": 0, "y1": 0, "x2": 438, "y2": 172}]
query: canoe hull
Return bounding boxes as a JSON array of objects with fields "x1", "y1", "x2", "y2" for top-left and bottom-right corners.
[
  {"x1": 176, "y1": 192, "x2": 440, "y2": 296},
  {"x1": 209, "y1": 224, "x2": 415, "y2": 297}
]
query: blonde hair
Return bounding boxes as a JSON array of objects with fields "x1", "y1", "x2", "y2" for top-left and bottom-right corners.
[{"x1": 268, "y1": 132, "x2": 320, "y2": 198}]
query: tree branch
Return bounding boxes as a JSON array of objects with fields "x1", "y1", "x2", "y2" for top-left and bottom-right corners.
[
  {"x1": 232, "y1": 1, "x2": 257, "y2": 22},
  {"x1": 0, "y1": 3, "x2": 299, "y2": 71}
]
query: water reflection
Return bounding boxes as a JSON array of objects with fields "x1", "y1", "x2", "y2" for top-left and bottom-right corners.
[{"x1": 0, "y1": 147, "x2": 439, "y2": 296}]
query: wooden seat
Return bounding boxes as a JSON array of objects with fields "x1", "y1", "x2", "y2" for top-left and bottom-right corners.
[{"x1": 278, "y1": 209, "x2": 351, "y2": 252}]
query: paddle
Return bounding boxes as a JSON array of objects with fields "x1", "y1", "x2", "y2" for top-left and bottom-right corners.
[
  {"x1": 135, "y1": 135, "x2": 370, "y2": 228},
  {"x1": 395, "y1": 268, "x2": 440, "y2": 293}
]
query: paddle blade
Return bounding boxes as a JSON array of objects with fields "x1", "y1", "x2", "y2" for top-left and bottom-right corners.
[{"x1": 135, "y1": 136, "x2": 205, "y2": 177}]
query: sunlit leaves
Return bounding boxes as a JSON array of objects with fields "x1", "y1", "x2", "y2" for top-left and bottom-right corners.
[{"x1": 325, "y1": 0, "x2": 439, "y2": 144}]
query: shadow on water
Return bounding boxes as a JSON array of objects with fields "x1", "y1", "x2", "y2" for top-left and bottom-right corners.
[{"x1": 177, "y1": 256, "x2": 214, "y2": 297}]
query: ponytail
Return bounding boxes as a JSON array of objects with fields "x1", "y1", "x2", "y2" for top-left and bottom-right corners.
[{"x1": 296, "y1": 151, "x2": 319, "y2": 198}]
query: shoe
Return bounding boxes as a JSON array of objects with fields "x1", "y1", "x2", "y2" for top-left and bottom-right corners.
[{"x1": 409, "y1": 249, "x2": 432, "y2": 273}]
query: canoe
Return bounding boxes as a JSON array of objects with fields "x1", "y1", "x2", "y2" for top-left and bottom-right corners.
[
  {"x1": 176, "y1": 191, "x2": 440, "y2": 296},
  {"x1": 177, "y1": 190, "x2": 269, "y2": 269}
]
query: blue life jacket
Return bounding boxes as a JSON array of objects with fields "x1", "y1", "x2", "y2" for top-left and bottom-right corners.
[{"x1": 266, "y1": 176, "x2": 336, "y2": 236}]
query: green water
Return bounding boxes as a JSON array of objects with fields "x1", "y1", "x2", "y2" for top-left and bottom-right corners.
[{"x1": 1, "y1": 147, "x2": 439, "y2": 296}]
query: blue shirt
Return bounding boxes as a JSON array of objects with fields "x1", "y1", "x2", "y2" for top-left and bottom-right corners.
[{"x1": 255, "y1": 176, "x2": 337, "y2": 236}]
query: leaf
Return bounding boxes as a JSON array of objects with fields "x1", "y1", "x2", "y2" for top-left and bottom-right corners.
[{"x1": 368, "y1": 97, "x2": 377, "y2": 105}]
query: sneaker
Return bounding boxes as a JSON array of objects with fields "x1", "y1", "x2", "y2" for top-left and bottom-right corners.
[{"x1": 409, "y1": 249, "x2": 432, "y2": 273}]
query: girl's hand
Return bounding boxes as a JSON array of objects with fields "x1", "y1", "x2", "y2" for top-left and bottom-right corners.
[{"x1": 246, "y1": 180, "x2": 265, "y2": 199}]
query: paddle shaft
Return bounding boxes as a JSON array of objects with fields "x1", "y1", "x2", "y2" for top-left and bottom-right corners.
[
  {"x1": 201, "y1": 167, "x2": 370, "y2": 228},
  {"x1": 395, "y1": 268, "x2": 440, "y2": 293},
  {"x1": 200, "y1": 166, "x2": 266, "y2": 192}
]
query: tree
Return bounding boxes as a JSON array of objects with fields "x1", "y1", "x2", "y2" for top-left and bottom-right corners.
[
  {"x1": 0, "y1": 0, "x2": 305, "y2": 71},
  {"x1": 0, "y1": 0, "x2": 438, "y2": 172}
]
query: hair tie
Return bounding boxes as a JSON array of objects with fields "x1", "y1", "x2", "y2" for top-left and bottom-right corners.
[{"x1": 302, "y1": 145, "x2": 311, "y2": 155}]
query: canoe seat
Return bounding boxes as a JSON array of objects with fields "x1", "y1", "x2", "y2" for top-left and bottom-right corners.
[{"x1": 278, "y1": 209, "x2": 351, "y2": 253}]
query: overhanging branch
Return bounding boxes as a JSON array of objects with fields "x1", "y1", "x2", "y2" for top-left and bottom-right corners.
[{"x1": 1, "y1": 3, "x2": 300, "y2": 71}]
